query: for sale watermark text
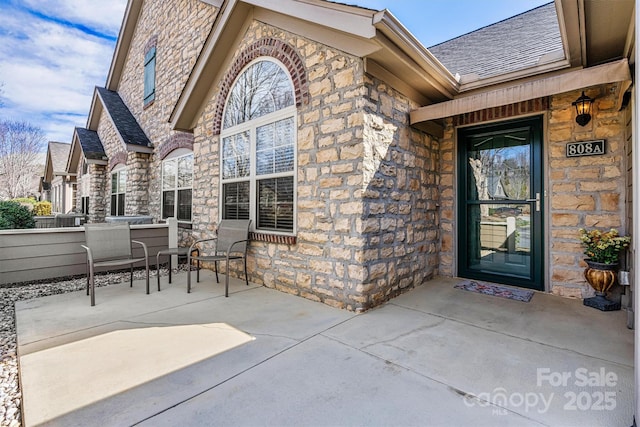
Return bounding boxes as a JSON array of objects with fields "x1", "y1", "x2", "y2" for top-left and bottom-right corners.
[{"x1": 463, "y1": 368, "x2": 618, "y2": 415}]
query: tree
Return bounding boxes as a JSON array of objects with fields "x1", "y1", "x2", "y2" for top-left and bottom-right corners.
[{"x1": 0, "y1": 120, "x2": 46, "y2": 200}]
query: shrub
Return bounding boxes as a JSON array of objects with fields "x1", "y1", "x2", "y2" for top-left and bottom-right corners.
[
  {"x1": 12, "y1": 197, "x2": 37, "y2": 211},
  {"x1": 33, "y1": 201, "x2": 52, "y2": 216},
  {"x1": 12, "y1": 197, "x2": 37, "y2": 205},
  {"x1": 0, "y1": 201, "x2": 36, "y2": 229}
]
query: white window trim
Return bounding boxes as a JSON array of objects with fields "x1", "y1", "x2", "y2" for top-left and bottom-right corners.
[
  {"x1": 110, "y1": 165, "x2": 127, "y2": 216},
  {"x1": 219, "y1": 58, "x2": 297, "y2": 236},
  {"x1": 161, "y1": 149, "x2": 193, "y2": 222}
]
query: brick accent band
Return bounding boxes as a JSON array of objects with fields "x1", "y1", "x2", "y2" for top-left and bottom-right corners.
[
  {"x1": 158, "y1": 132, "x2": 194, "y2": 159},
  {"x1": 144, "y1": 35, "x2": 158, "y2": 55},
  {"x1": 211, "y1": 38, "x2": 309, "y2": 135},
  {"x1": 109, "y1": 151, "x2": 128, "y2": 171},
  {"x1": 453, "y1": 98, "x2": 549, "y2": 126},
  {"x1": 250, "y1": 232, "x2": 297, "y2": 245}
]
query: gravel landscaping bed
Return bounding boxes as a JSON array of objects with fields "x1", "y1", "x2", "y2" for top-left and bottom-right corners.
[{"x1": 0, "y1": 267, "x2": 178, "y2": 427}]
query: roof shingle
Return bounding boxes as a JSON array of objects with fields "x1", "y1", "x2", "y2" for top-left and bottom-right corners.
[
  {"x1": 429, "y1": 2, "x2": 562, "y2": 81},
  {"x1": 48, "y1": 142, "x2": 71, "y2": 174},
  {"x1": 96, "y1": 87, "x2": 151, "y2": 148},
  {"x1": 75, "y1": 127, "x2": 106, "y2": 160}
]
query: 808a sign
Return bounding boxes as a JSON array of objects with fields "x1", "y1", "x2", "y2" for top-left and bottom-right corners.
[{"x1": 566, "y1": 140, "x2": 605, "y2": 157}]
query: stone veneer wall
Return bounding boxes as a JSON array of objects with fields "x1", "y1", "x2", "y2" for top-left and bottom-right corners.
[
  {"x1": 192, "y1": 21, "x2": 438, "y2": 311},
  {"x1": 115, "y1": 0, "x2": 217, "y2": 221},
  {"x1": 80, "y1": 0, "x2": 216, "y2": 223},
  {"x1": 125, "y1": 152, "x2": 150, "y2": 216},
  {"x1": 192, "y1": 21, "x2": 365, "y2": 309},
  {"x1": 87, "y1": 164, "x2": 107, "y2": 223},
  {"x1": 74, "y1": 162, "x2": 83, "y2": 216},
  {"x1": 360, "y1": 76, "x2": 440, "y2": 307},
  {"x1": 96, "y1": 109, "x2": 124, "y2": 218},
  {"x1": 548, "y1": 85, "x2": 627, "y2": 297},
  {"x1": 96, "y1": 108, "x2": 155, "y2": 218},
  {"x1": 438, "y1": 84, "x2": 628, "y2": 297}
]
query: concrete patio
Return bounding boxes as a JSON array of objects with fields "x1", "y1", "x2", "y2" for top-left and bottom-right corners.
[{"x1": 16, "y1": 271, "x2": 633, "y2": 426}]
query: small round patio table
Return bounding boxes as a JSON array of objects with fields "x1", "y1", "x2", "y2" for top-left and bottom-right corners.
[{"x1": 156, "y1": 247, "x2": 200, "y2": 291}]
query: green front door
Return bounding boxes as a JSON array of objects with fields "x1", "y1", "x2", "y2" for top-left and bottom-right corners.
[{"x1": 457, "y1": 116, "x2": 544, "y2": 290}]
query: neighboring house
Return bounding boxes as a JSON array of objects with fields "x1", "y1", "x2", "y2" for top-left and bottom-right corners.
[
  {"x1": 66, "y1": 127, "x2": 108, "y2": 221},
  {"x1": 62, "y1": 0, "x2": 635, "y2": 311},
  {"x1": 42, "y1": 141, "x2": 75, "y2": 214}
]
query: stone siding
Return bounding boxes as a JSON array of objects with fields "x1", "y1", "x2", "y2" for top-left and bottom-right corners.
[
  {"x1": 74, "y1": 162, "x2": 83, "y2": 215},
  {"x1": 125, "y1": 152, "x2": 150, "y2": 216},
  {"x1": 78, "y1": 0, "x2": 217, "y2": 224},
  {"x1": 87, "y1": 164, "x2": 107, "y2": 223},
  {"x1": 115, "y1": 0, "x2": 217, "y2": 220},
  {"x1": 96, "y1": 109, "x2": 125, "y2": 218},
  {"x1": 192, "y1": 21, "x2": 438, "y2": 311},
  {"x1": 548, "y1": 85, "x2": 627, "y2": 297},
  {"x1": 360, "y1": 76, "x2": 440, "y2": 307}
]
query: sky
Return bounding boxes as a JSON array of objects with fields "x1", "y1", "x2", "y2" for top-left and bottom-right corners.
[{"x1": 0, "y1": 0, "x2": 551, "y2": 147}]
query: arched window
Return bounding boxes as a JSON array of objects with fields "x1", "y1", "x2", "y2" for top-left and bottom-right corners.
[
  {"x1": 162, "y1": 148, "x2": 193, "y2": 221},
  {"x1": 110, "y1": 164, "x2": 127, "y2": 216},
  {"x1": 220, "y1": 59, "x2": 296, "y2": 233}
]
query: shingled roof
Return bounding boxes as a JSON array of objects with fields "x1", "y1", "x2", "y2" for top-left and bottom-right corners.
[
  {"x1": 74, "y1": 127, "x2": 106, "y2": 160},
  {"x1": 48, "y1": 142, "x2": 71, "y2": 174},
  {"x1": 96, "y1": 87, "x2": 152, "y2": 148},
  {"x1": 43, "y1": 141, "x2": 71, "y2": 183},
  {"x1": 429, "y1": 2, "x2": 562, "y2": 81}
]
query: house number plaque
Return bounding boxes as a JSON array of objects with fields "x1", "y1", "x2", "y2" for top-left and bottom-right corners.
[{"x1": 566, "y1": 140, "x2": 605, "y2": 157}]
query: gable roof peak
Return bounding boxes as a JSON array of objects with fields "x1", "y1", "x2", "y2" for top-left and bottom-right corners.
[{"x1": 94, "y1": 87, "x2": 153, "y2": 153}]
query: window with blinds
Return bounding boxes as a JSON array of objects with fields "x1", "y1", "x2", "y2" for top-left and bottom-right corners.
[
  {"x1": 110, "y1": 169, "x2": 126, "y2": 216},
  {"x1": 220, "y1": 59, "x2": 296, "y2": 233},
  {"x1": 162, "y1": 152, "x2": 193, "y2": 222}
]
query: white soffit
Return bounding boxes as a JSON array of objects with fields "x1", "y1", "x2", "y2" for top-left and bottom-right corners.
[
  {"x1": 410, "y1": 59, "x2": 631, "y2": 124},
  {"x1": 252, "y1": 8, "x2": 380, "y2": 57},
  {"x1": 66, "y1": 133, "x2": 80, "y2": 174},
  {"x1": 245, "y1": 0, "x2": 376, "y2": 39},
  {"x1": 86, "y1": 89, "x2": 103, "y2": 131},
  {"x1": 200, "y1": 0, "x2": 223, "y2": 6}
]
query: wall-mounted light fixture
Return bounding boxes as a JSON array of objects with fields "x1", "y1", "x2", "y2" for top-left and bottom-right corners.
[{"x1": 572, "y1": 91, "x2": 594, "y2": 126}]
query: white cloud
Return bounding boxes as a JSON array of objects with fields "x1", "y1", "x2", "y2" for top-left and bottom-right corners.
[
  {"x1": 0, "y1": 0, "x2": 127, "y2": 143},
  {"x1": 22, "y1": 0, "x2": 128, "y2": 35}
]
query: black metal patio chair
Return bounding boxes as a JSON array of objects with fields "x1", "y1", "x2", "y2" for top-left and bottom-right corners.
[
  {"x1": 81, "y1": 222, "x2": 150, "y2": 306},
  {"x1": 187, "y1": 219, "x2": 251, "y2": 297}
]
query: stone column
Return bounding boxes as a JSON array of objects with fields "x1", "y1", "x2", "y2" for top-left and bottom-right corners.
[
  {"x1": 89, "y1": 164, "x2": 107, "y2": 223},
  {"x1": 125, "y1": 152, "x2": 150, "y2": 216}
]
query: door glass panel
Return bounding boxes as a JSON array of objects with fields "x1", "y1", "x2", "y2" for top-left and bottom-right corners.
[
  {"x1": 467, "y1": 128, "x2": 530, "y2": 201},
  {"x1": 458, "y1": 118, "x2": 543, "y2": 290},
  {"x1": 467, "y1": 203, "x2": 531, "y2": 278}
]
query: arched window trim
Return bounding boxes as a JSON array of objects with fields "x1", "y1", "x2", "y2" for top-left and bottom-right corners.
[
  {"x1": 164, "y1": 147, "x2": 192, "y2": 160},
  {"x1": 220, "y1": 57, "x2": 297, "y2": 235}
]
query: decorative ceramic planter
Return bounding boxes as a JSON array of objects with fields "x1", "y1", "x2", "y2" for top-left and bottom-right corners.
[{"x1": 583, "y1": 259, "x2": 620, "y2": 311}]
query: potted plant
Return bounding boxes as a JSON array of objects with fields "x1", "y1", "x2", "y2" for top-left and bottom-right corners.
[{"x1": 578, "y1": 228, "x2": 631, "y2": 311}]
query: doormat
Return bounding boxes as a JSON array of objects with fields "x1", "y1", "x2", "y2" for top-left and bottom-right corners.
[{"x1": 454, "y1": 280, "x2": 534, "y2": 302}]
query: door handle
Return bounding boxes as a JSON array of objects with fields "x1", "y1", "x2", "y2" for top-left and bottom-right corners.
[{"x1": 526, "y1": 193, "x2": 540, "y2": 212}]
